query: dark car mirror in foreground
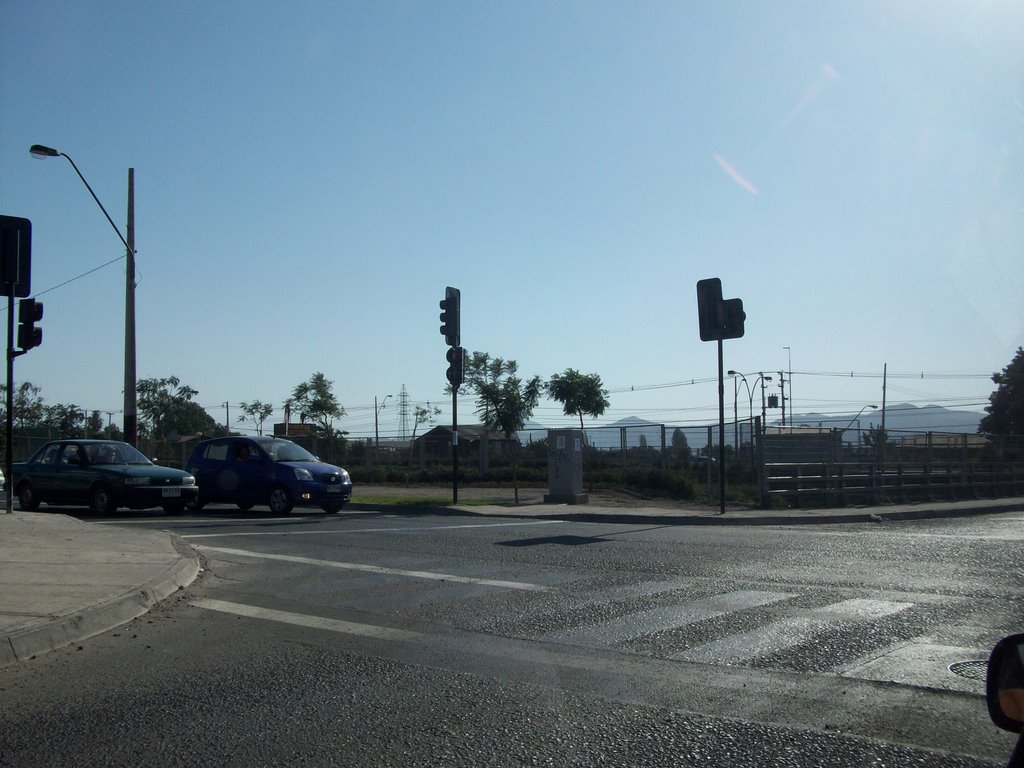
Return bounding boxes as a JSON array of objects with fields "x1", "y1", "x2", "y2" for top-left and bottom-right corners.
[
  {"x1": 988, "y1": 633, "x2": 1024, "y2": 733},
  {"x1": 986, "y1": 633, "x2": 1024, "y2": 768}
]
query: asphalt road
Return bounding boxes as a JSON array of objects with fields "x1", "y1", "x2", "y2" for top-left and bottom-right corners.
[{"x1": 2, "y1": 506, "x2": 1022, "y2": 767}]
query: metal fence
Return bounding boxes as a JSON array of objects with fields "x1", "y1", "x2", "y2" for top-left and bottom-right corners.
[
  {"x1": 760, "y1": 426, "x2": 1024, "y2": 507},
  {"x1": 8, "y1": 422, "x2": 1023, "y2": 508}
]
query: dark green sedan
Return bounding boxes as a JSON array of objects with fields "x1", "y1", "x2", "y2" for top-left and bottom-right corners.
[{"x1": 12, "y1": 439, "x2": 198, "y2": 515}]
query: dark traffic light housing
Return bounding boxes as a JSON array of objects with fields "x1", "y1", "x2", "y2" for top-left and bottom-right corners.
[
  {"x1": 439, "y1": 286, "x2": 460, "y2": 347},
  {"x1": 446, "y1": 346, "x2": 464, "y2": 388},
  {"x1": 696, "y1": 278, "x2": 745, "y2": 341},
  {"x1": 17, "y1": 297, "x2": 43, "y2": 351}
]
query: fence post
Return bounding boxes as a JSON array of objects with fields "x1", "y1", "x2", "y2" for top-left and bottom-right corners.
[
  {"x1": 660, "y1": 424, "x2": 667, "y2": 471},
  {"x1": 756, "y1": 417, "x2": 768, "y2": 508},
  {"x1": 706, "y1": 425, "x2": 713, "y2": 498}
]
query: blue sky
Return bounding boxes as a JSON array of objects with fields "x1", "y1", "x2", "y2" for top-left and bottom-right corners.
[{"x1": 2, "y1": 0, "x2": 1022, "y2": 440}]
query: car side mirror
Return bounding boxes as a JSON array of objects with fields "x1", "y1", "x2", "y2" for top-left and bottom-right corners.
[{"x1": 987, "y1": 633, "x2": 1024, "y2": 733}]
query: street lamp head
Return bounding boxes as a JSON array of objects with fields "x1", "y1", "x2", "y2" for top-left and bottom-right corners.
[
  {"x1": 29, "y1": 144, "x2": 61, "y2": 159},
  {"x1": 727, "y1": 370, "x2": 737, "y2": 376},
  {"x1": 867, "y1": 404, "x2": 878, "y2": 409}
]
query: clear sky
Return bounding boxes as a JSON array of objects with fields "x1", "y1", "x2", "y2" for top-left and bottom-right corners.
[{"x1": 2, "y1": 0, "x2": 1021, "y2": 441}]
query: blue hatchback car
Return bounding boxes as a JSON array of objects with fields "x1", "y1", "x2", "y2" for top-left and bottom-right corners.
[{"x1": 185, "y1": 436, "x2": 352, "y2": 514}]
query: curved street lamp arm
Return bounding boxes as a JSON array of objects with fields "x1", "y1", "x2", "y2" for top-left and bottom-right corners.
[
  {"x1": 31, "y1": 146, "x2": 133, "y2": 255},
  {"x1": 59, "y1": 153, "x2": 133, "y2": 255}
]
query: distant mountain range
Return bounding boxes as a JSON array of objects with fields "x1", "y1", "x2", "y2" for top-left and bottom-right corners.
[{"x1": 519, "y1": 404, "x2": 985, "y2": 449}]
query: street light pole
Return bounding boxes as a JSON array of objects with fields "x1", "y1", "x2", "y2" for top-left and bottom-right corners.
[
  {"x1": 728, "y1": 371, "x2": 739, "y2": 450},
  {"x1": 783, "y1": 346, "x2": 792, "y2": 424},
  {"x1": 29, "y1": 144, "x2": 138, "y2": 446},
  {"x1": 756, "y1": 373, "x2": 773, "y2": 430},
  {"x1": 374, "y1": 394, "x2": 392, "y2": 449},
  {"x1": 843, "y1": 404, "x2": 878, "y2": 433}
]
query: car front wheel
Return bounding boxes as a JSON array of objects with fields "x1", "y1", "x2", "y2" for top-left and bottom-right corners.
[
  {"x1": 17, "y1": 483, "x2": 39, "y2": 511},
  {"x1": 268, "y1": 486, "x2": 293, "y2": 515},
  {"x1": 90, "y1": 485, "x2": 116, "y2": 515}
]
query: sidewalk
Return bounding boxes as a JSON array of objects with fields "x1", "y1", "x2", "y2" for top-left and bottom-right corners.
[
  {"x1": 0, "y1": 511, "x2": 200, "y2": 667},
  {"x1": 2, "y1": 496, "x2": 1022, "y2": 667}
]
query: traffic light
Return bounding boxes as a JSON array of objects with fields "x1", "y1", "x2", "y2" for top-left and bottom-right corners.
[
  {"x1": 17, "y1": 297, "x2": 43, "y2": 351},
  {"x1": 439, "y1": 286, "x2": 460, "y2": 347},
  {"x1": 696, "y1": 278, "x2": 745, "y2": 341},
  {"x1": 720, "y1": 297, "x2": 745, "y2": 340},
  {"x1": 446, "y1": 346, "x2": 464, "y2": 388},
  {"x1": 696, "y1": 278, "x2": 724, "y2": 342}
]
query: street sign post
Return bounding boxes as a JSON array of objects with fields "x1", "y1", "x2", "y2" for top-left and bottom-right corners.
[{"x1": 696, "y1": 277, "x2": 747, "y2": 515}]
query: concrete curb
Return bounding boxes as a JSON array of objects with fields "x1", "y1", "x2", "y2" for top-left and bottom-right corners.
[
  {"x1": 1, "y1": 534, "x2": 201, "y2": 667},
  {"x1": 347, "y1": 499, "x2": 1024, "y2": 526}
]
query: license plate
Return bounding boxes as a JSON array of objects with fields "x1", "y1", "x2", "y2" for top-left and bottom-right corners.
[
  {"x1": 326, "y1": 486, "x2": 340, "y2": 494},
  {"x1": 162, "y1": 488, "x2": 182, "y2": 498}
]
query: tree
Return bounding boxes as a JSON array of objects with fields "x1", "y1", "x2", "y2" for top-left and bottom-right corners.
[
  {"x1": 41, "y1": 404, "x2": 85, "y2": 437},
  {"x1": 0, "y1": 382, "x2": 45, "y2": 429},
  {"x1": 238, "y1": 400, "x2": 274, "y2": 435},
  {"x1": 980, "y1": 347, "x2": 1024, "y2": 435},
  {"x1": 465, "y1": 352, "x2": 542, "y2": 503},
  {"x1": 546, "y1": 369, "x2": 610, "y2": 431},
  {"x1": 137, "y1": 376, "x2": 219, "y2": 439},
  {"x1": 288, "y1": 372, "x2": 345, "y2": 441},
  {"x1": 86, "y1": 410, "x2": 105, "y2": 438},
  {"x1": 408, "y1": 404, "x2": 441, "y2": 468}
]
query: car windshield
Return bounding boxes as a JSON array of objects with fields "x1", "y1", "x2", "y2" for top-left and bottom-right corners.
[
  {"x1": 83, "y1": 443, "x2": 152, "y2": 466},
  {"x1": 260, "y1": 440, "x2": 318, "y2": 463}
]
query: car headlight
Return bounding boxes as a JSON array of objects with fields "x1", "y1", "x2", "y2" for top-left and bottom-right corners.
[
  {"x1": 182, "y1": 476, "x2": 196, "y2": 486},
  {"x1": 340, "y1": 470, "x2": 351, "y2": 483},
  {"x1": 293, "y1": 467, "x2": 314, "y2": 481}
]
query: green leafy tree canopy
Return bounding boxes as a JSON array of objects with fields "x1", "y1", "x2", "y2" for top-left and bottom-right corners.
[
  {"x1": 137, "y1": 376, "x2": 219, "y2": 439},
  {"x1": 546, "y1": 369, "x2": 610, "y2": 430},
  {"x1": 288, "y1": 372, "x2": 345, "y2": 439},
  {"x1": 238, "y1": 400, "x2": 275, "y2": 436},
  {"x1": 980, "y1": 347, "x2": 1024, "y2": 435}
]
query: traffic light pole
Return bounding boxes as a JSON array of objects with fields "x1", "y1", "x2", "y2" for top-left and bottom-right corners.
[
  {"x1": 439, "y1": 287, "x2": 462, "y2": 505},
  {"x1": 5, "y1": 282, "x2": 14, "y2": 514},
  {"x1": 451, "y1": 387, "x2": 458, "y2": 505}
]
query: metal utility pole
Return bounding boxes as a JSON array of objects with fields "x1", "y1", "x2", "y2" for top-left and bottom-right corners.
[{"x1": 779, "y1": 371, "x2": 787, "y2": 427}]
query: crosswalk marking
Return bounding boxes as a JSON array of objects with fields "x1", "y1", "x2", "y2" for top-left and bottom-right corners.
[
  {"x1": 196, "y1": 545, "x2": 550, "y2": 591},
  {"x1": 192, "y1": 546, "x2": 957, "y2": 689},
  {"x1": 541, "y1": 590, "x2": 796, "y2": 646},
  {"x1": 672, "y1": 598, "x2": 914, "y2": 664}
]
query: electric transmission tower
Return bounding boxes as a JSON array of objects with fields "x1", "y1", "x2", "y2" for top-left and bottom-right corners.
[{"x1": 398, "y1": 384, "x2": 410, "y2": 440}]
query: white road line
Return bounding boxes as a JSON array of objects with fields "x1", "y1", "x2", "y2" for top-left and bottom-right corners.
[
  {"x1": 192, "y1": 599, "x2": 423, "y2": 640},
  {"x1": 195, "y1": 545, "x2": 550, "y2": 592},
  {"x1": 181, "y1": 519, "x2": 564, "y2": 539}
]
